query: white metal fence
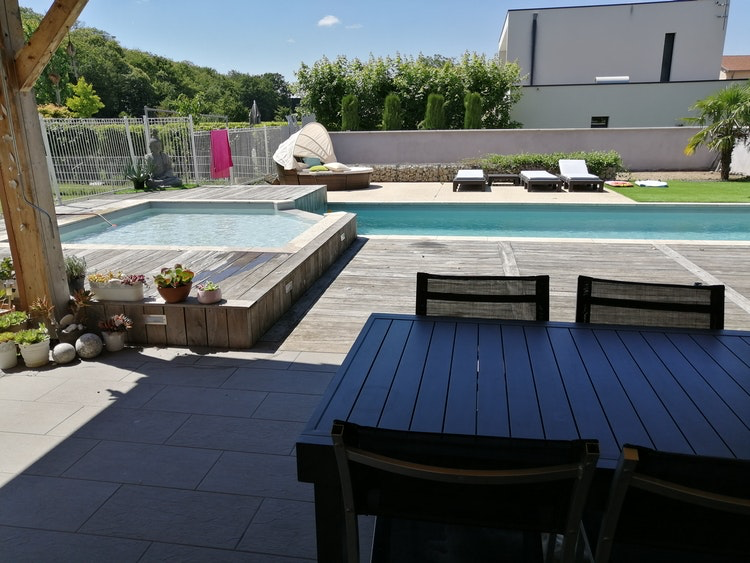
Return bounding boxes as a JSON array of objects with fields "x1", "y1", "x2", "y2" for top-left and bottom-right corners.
[{"x1": 39, "y1": 115, "x2": 290, "y2": 202}]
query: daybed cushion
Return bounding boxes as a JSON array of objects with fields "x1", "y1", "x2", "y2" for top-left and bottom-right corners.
[
  {"x1": 325, "y1": 162, "x2": 351, "y2": 172},
  {"x1": 309, "y1": 165, "x2": 329, "y2": 172}
]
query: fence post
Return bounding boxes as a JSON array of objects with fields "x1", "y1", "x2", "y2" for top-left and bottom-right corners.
[
  {"x1": 38, "y1": 115, "x2": 61, "y2": 205},
  {"x1": 124, "y1": 117, "x2": 136, "y2": 165},
  {"x1": 263, "y1": 125, "x2": 270, "y2": 174},
  {"x1": 188, "y1": 115, "x2": 199, "y2": 184}
]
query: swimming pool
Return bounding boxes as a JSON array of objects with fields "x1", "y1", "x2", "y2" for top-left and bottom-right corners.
[
  {"x1": 60, "y1": 201, "x2": 323, "y2": 248},
  {"x1": 326, "y1": 203, "x2": 750, "y2": 241}
]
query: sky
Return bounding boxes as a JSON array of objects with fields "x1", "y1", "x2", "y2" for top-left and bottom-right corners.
[{"x1": 19, "y1": 0, "x2": 750, "y2": 83}]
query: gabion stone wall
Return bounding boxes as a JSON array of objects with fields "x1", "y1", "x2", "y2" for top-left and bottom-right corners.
[{"x1": 369, "y1": 164, "x2": 462, "y2": 183}]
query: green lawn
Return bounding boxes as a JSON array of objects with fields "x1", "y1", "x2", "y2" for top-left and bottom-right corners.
[{"x1": 609, "y1": 180, "x2": 750, "y2": 202}]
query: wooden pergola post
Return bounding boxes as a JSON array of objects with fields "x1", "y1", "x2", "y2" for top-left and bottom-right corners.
[{"x1": 0, "y1": 0, "x2": 88, "y2": 316}]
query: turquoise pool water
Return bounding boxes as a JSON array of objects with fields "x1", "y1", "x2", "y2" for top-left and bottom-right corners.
[
  {"x1": 60, "y1": 202, "x2": 320, "y2": 247},
  {"x1": 326, "y1": 203, "x2": 750, "y2": 241}
]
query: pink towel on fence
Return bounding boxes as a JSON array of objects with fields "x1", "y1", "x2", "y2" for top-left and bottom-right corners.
[{"x1": 210, "y1": 129, "x2": 233, "y2": 178}]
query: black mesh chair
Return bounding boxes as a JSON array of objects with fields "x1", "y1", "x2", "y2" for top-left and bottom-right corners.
[
  {"x1": 416, "y1": 272, "x2": 550, "y2": 321},
  {"x1": 575, "y1": 275, "x2": 725, "y2": 329},
  {"x1": 592, "y1": 445, "x2": 750, "y2": 563},
  {"x1": 332, "y1": 420, "x2": 599, "y2": 563}
]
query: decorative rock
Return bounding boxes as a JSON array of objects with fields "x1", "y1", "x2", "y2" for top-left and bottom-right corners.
[
  {"x1": 75, "y1": 333, "x2": 103, "y2": 359},
  {"x1": 59, "y1": 313, "x2": 76, "y2": 328},
  {"x1": 52, "y1": 342, "x2": 77, "y2": 364}
]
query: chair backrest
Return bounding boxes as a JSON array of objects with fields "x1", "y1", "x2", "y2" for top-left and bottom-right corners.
[
  {"x1": 595, "y1": 445, "x2": 750, "y2": 563},
  {"x1": 559, "y1": 159, "x2": 590, "y2": 176},
  {"x1": 416, "y1": 272, "x2": 550, "y2": 321},
  {"x1": 332, "y1": 419, "x2": 599, "y2": 563},
  {"x1": 575, "y1": 275, "x2": 725, "y2": 329}
]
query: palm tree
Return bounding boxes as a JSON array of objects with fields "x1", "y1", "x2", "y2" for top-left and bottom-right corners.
[{"x1": 684, "y1": 81, "x2": 750, "y2": 180}]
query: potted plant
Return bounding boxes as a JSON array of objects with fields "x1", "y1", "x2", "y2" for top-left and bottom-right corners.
[
  {"x1": 98, "y1": 313, "x2": 133, "y2": 351},
  {"x1": 0, "y1": 257, "x2": 16, "y2": 309},
  {"x1": 0, "y1": 310, "x2": 28, "y2": 333},
  {"x1": 124, "y1": 157, "x2": 154, "y2": 190},
  {"x1": 196, "y1": 280, "x2": 222, "y2": 304},
  {"x1": 0, "y1": 331, "x2": 18, "y2": 369},
  {"x1": 65, "y1": 255, "x2": 87, "y2": 295},
  {"x1": 153, "y1": 264, "x2": 194, "y2": 303},
  {"x1": 87, "y1": 271, "x2": 147, "y2": 301},
  {"x1": 15, "y1": 323, "x2": 50, "y2": 368}
]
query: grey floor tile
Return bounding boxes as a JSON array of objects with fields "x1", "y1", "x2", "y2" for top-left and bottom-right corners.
[
  {"x1": 289, "y1": 351, "x2": 345, "y2": 371},
  {"x1": 222, "y1": 367, "x2": 333, "y2": 394},
  {"x1": 0, "y1": 525, "x2": 149, "y2": 562},
  {"x1": 0, "y1": 399, "x2": 84, "y2": 434},
  {"x1": 0, "y1": 374, "x2": 67, "y2": 400},
  {"x1": 238, "y1": 498, "x2": 317, "y2": 559},
  {"x1": 199, "y1": 451, "x2": 312, "y2": 501},
  {"x1": 19, "y1": 436, "x2": 99, "y2": 476},
  {"x1": 81, "y1": 484, "x2": 261, "y2": 549},
  {"x1": 0, "y1": 432, "x2": 74, "y2": 474},
  {"x1": 34, "y1": 378, "x2": 157, "y2": 408},
  {"x1": 142, "y1": 386, "x2": 267, "y2": 417},
  {"x1": 167, "y1": 414, "x2": 303, "y2": 455},
  {"x1": 63, "y1": 441, "x2": 221, "y2": 488},
  {"x1": 124, "y1": 362, "x2": 237, "y2": 387},
  {"x1": 141, "y1": 542, "x2": 314, "y2": 562},
  {"x1": 0, "y1": 475, "x2": 119, "y2": 531},
  {"x1": 58, "y1": 406, "x2": 189, "y2": 444},
  {"x1": 253, "y1": 392, "x2": 323, "y2": 423}
]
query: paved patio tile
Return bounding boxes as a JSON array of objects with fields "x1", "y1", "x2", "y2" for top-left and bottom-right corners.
[
  {"x1": 238, "y1": 498, "x2": 317, "y2": 559},
  {"x1": 0, "y1": 399, "x2": 83, "y2": 434},
  {"x1": 80, "y1": 484, "x2": 261, "y2": 549},
  {"x1": 289, "y1": 351, "x2": 346, "y2": 371},
  {"x1": 140, "y1": 542, "x2": 313, "y2": 562},
  {"x1": 122, "y1": 362, "x2": 237, "y2": 387},
  {"x1": 0, "y1": 526, "x2": 150, "y2": 562},
  {"x1": 33, "y1": 378, "x2": 157, "y2": 407},
  {"x1": 222, "y1": 367, "x2": 333, "y2": 394},
  {"x1": 253, "y1": 392, "x2": 324, "y2": 423},
  {"x1": 167, "y1": 414, "x2": 303, "y2": 455},
  {"x1": 63, "y1": 441, "x2": 221, "y2": 488},
  {"x1": 141, "y1": 385, "x2": 267, "y2": 417},
  {"x1": 49, "y1": 406, "x2": 189, "y2": 444},
  {"x1": 199, "y1": 451, "x2": 312, "y2": 501},
  {"x1": 0, "y1": 374, "x2": 67, "y2": 400},
  {"x1": 0, "y1": 475, "x2": 118, "y2": 531},
  {"x1": 0, "y1": 432, "x2": 94, "y2": 475}
]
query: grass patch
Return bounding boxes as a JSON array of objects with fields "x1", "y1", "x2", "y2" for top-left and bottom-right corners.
[{"x1": 609, "y1": 180, "x2": 750, "y2": 203}]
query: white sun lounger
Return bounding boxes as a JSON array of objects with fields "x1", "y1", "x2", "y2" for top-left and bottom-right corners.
[
  {"x1": 519, "y1": 170, "x2": 562, "y2": 192},
  {"x1": 452, "y1": 169, "x2": 487, "y2": 192},
  {"x1": 558, "y1": 159, "x2": 604, "y2": 192}
]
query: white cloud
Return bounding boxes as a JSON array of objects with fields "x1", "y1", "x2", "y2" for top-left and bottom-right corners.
[
  {"x1": 318, "y1": 15, "x2": 341, "y2": 27},
  {"x1": 346, "y1": 23, "x2": 363, "y2": 29},
  {"x1": 286, "y1": 38, "x2": 296, "y2": 44}
]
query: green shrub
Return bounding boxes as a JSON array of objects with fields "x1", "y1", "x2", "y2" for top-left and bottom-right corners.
[
  {"x1": 0, "y1": 311, "x2": 28, "y2": 329},
  {"x1": 463, "y1": 150, "x2": 625, "y2": 179},
  {"x1": 382, "y1": 94, "x2": 403, "y2": 131},
  {"x1": 421, "y1": 93, "x2": 446, "y2": 130},
  {"x1": 463, "y1": 92, "x2": 482, "y2": 129},
  {"x1": 341, "y1": 94, "x2": 360, "y2": 131}
]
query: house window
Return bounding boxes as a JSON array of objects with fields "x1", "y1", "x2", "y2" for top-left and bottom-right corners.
[
  {"x1": 591, "y1": 116, "x2": 609, "y2": 128},
  {"x1": 661, "y1": 33, "x2": 676, "y2": 82}
]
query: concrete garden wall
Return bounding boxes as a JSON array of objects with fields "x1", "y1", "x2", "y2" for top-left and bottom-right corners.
[{"x1": 329, "y1": 127, "x2": 716, "y2": 173}]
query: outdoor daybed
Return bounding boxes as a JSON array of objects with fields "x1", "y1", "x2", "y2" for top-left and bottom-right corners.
[{"x1": 273, "y1": 122, "x2": 373, "y2": 190}]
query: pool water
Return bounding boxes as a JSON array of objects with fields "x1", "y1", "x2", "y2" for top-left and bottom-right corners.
[
  {"x1": 60, "y1": 202, "x2": 321, "y2": 248},
  {"x1": 327, "y1": 203, "x2": 750, "y2": 241}
]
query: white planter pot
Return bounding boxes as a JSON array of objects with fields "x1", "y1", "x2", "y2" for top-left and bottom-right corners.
[
  {"x1": 197, "y1": 288, "x2": 222, "y2": 304},
  {"x1": 90, "y1": 281, "x2": 144, "y2": 302},
  {"x1": 0, "y1": 340, "x2": 18, "y2": 369},
  {"x1": 19, "y1": 339, "x2": 50, "y2": 368},
  {"x1": 101, "y1": 331, "x2": 126, "y2": 352}
]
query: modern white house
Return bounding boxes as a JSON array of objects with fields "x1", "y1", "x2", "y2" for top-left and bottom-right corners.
[{"x1": 499, "y1": 0, "x2": 744, "y2": 129}]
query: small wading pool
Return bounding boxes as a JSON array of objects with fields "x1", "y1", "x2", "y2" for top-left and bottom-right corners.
[
  {"x1": 327, "y1": 203, "x2": 750, "y2": 241},
  {"x1": 60, "y1": 201, "x2": 324, "y2": 248}
]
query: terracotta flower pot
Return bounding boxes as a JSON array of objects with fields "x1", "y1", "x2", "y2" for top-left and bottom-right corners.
[{"x1": 157, "y1": 282, "x2": 192, "y2": 303}]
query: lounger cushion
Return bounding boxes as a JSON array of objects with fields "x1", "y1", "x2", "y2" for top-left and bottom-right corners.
[{"x1": 325, "y1": 162, "x2": 351, "y2": 172}]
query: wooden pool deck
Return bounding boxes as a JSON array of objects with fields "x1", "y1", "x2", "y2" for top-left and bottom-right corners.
[{"x1": 1, "y1": 185, "x2": 356, "y2": 349}]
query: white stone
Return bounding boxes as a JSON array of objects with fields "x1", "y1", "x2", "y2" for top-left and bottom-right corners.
[
  {"x1": 75, "y1": 333, "x2": 103, "y2": 359},
  {"x1": 52, "y1": 342, "x2": 77, "y2": 364},
  {"x1": 59, "y1": 314, "x2": 75, "y2": 328}
]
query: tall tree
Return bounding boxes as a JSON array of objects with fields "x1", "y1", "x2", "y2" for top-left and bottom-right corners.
[
  {"x1": 464, "y1": 92, "x2": 482, "y2": 129},
  {"x1": 341, "y1": 94, "x2": 359, "y2": 131},
  {"x1": 684, "y1": 82, "x2": 750, "y2": 180},
  {"x1": 422, "y1": 93, "x2": 446, "y2": 130},
  {"x1": 382, "y1": 93, "x2": 403, "y2": 131}
]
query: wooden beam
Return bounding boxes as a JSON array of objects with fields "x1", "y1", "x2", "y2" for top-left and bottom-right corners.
[
  {"x1": 13, "y1": 0, "x2": 88, "y2": 92},
  {"x1": 1, "y1": 0, "x2": 70, "y2": 315}
]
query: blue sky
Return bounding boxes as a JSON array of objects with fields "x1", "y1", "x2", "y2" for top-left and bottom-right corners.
[{"x1": 20, "y1": 0, "x2": 750, "y2": 82}]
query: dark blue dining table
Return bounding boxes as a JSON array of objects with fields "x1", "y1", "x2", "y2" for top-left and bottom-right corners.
[{"x1": 296, "y1": 313, "x2": 750, "y2": 562}]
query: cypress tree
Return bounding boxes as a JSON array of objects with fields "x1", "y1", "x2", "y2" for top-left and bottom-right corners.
[
  {"x1": 341, "y1": 94, "x2": 360, "y2": 131},
  {"x1": 382, "y1": 93, "x2": 403, "y2": 130},
  {"x1": 464, "y1": 92, "x2": 482, "y2": 129},
  {"x1": 422, "y1": 93, "x2": 446, "y2": 130}
]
